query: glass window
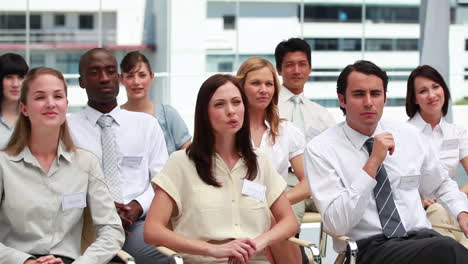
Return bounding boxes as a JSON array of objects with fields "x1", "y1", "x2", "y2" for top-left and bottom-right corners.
[
  {"x1": 79, "y1": 14, "x2": 94, "y2": 29},
  {"x1": 218, "y1": 62, "x2": 233, "y2": 72},
  {"x1": 366, "y1": 6, "x2": 419, "y2": 23},
  {"x1": 302, "y1": 5, "x2": 362, "y2": 23},
  {"x1": 366, "y1": 39, "x2": 393, "y2": 51},
  {"x1": 30, "y1": 54, "x2": 45, "y2": 68},
  {"x1": 223, "y1": 15, "x2": 235, "y2": 30},
  {"x1": 55, "y1": 53, "x2": 80, "y2": 74},
  {"x1": 0, "y1": 14, "x2": 25, "y2": 29},
  {"x1": 30, "y1": 15, "x2": 41, "y2": 29},
  {"x1": 314, "y1": 39, "x2": 338, "y2": 50},
  {"x1": 0, "y1": 14, "x2": 41, "y2": 29},
  {"x1": 54, "y1": 14, "x2": 66, "y2": 27},
  {"x1": 396, "y1": 39, "x2": 418, "y2": 51},
  {"x1": 341, "y1": 38, "x2": 361, "y2": 51}
]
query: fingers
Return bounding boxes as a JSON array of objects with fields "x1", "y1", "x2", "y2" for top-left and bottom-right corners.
[
  {"x1": 237, "y1": 238, "x2": 256, "y2": 259},
  {"x1": 115, "y1": 202, "x2": 131, "y2": 212},
  {"x1": 36, "y1": 255, "x2": 54, "y2": 263},
  {"x1": 36, "y1": 255, "x2": 64, "y2": 264}
]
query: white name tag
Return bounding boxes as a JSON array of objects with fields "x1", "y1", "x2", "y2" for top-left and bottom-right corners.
[
  {"x1": 121, "y1": 156, "x2": 143, "y2": 168},
  {"x1": 62, "y1": 192, "x2": 86, "y2": 211},
  {"x1": 399, "y1": 175, "x2": 419, "y2": 189},
  {"x1": 242, "y1": 179, "x2": 266, "y2": 201},
  {"x1": 441, "y1": 139, "x2": 459, "y2": 151}
]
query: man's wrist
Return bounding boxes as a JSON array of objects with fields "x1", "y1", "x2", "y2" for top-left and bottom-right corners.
[{"x1": 130, "y1": 200, "x2": 143, "y2": 218}]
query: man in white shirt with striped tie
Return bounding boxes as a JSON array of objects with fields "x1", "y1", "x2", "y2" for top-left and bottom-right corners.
[
  {"x1": 304, "y1": 60, "x2": 468, "y2": 264},
  {"x1": 67, "y1": 48, "x2": 171, "y2": 264}
]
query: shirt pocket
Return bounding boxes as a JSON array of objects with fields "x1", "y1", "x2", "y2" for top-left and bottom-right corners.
[{"x1": 398, "y1": 175, "x2": 420, "y2": 190}]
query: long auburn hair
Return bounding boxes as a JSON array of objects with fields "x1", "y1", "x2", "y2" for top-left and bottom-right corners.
[
  {"x1": 3, "y1": 67, "x2": 75, "y2": 155},
  {"x1": 236, "y1": 57, "x2": 282, "y2": 144},
  {"x1": 186, "y1": 74, "x2": 258, "y2": 187}
]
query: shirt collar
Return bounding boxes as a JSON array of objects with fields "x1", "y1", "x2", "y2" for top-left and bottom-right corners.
[
  {"x1": 280, "y1": 85, "x2": 305, "y2": 102},
  {"x1": 84, "y1": 104, "x2": 122, "y2": 126},
  {"x1": 343, "y1": 121, "x2": 384, "y2": 151},
  {"x1": 7, "y1": 140, "x2": 72, "y2": 164},
  {"x1": 410, "y1": 111, "x2": 446, "y2": 136},
  {"x1": 0, "y1": 114, "x2": 12, "y2": 130}
]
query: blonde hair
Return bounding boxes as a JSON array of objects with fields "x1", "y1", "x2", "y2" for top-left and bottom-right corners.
[
  {"x1": 3, "y1": 67, "x2": 76, "y2": 155},
  {"x1": 236, "y1": 57, "x2": 282, "y2": 144}
]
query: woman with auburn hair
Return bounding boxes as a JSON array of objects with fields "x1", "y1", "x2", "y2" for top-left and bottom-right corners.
[
  {"x1": 237, "y1": 57, "x2": 309, "y2": 263},
  {"x1": 0, "y1": 67, "x2": 124, "y2": 264},
  {"x1": 0, "y1": 53, "x2": 29, "y2": 148},
  {"x1": 406, "y1": 65, "x2": 468, "y2": 247},
  {"x1": 120, "y1": 51, "x2": 191, "y2": 154},
  {"x1": 144, "y1": 74, "x2": 298, "y2": 263}
]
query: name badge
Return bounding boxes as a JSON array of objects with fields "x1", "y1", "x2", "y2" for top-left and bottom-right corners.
[
  {"x1": 242, "y1": 179, "x2": 266, "y2": 201},
  {"x1": 62, "y1": 192, "x2": 86, "y2": 211},
  {"x1": 121, "y1": 156, "x2": 143, "y2": 168},
  {"x1": 441, "y1": 139, "x2": 458, "y2": 151},
  {"x1": 399, "y1": 175, "x2": 419, "y2": 189}
]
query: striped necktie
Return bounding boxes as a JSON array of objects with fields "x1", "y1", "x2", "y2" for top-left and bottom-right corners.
[{"x1": 364, "y1": 137, "x2": 407, "y2": 238}]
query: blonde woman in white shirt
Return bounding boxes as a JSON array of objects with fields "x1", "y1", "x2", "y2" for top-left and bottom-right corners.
[
  {"x1": 237, "y1": 57, "x2": 310, "y2": 263},
  {"x1": 406, "y1": 65, "x2": 468, "y2": 247},
  {"x1": 0, "y1": 67, "x2": 124, "y2": 264}
]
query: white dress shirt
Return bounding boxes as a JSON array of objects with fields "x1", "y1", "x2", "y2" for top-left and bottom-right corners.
[
  {"x1": 304, "y1": 119, "x2": 468, "y2": 251},
  {"x1": 408, "y1": 112, "x2": 468, "y2": 179},
  {"x1": 67, "y1": 105, "x2": 168, "y2": 216},
  {"x1": 255, "y1": 120, "x2": 305, "y2": 180},
  {"x1": 278, "y1": 86, "x2": 335, "y2": 141}
]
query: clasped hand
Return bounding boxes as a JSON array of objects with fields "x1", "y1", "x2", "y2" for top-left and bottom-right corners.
[
  {"x1": 208, "y1": 238, "x2": 259, "y2": 264},
  {"x1": 115, "y1": 200, "x2": 143, "y2": 235},
  {"x1": 24, "y1": 255, "x2": 64, "y2": 264}
]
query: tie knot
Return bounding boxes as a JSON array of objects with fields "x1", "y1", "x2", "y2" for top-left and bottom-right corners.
[
  {"x1": 291, "y1": 95, "x2": 303, "y2": 105},
  {"x1": 97, "y1": 115, "x2": 114, "y2": 128},
  {"x1": 364, "y1": 137, "x2": 374, "y2": 154}
]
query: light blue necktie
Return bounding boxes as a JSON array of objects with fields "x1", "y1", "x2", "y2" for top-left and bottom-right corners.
[
  {"x1": 291, "y1": 95, "x2": 305, "y2": 131},
  {"x1": 97, "y1": 115, "x2": 123, "y2": 203}
]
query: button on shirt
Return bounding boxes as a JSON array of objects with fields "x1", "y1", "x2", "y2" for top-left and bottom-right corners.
[
  {"x1": 0, "y1": 114, "x2": 13, "y2": 148},
  {"x1": 408, "y1": 112, "x2": 468, "y2": 179},
  {"x1": 0, "y1": 144, "x2": 124, "y2": 264},
  {"x1": 304, "y1": 120, "x2": 468, "y2": 251},
  {"x1": 152, "y1": 150, "x2": 286, "y2": 263},
  {"x1": 278, "y1": 86, "x2": 335, "y2": 140},
  {"x1": 255, "y1": 120, "x2": 305, "y2": 180},
  {"x1": 67, "y1": 105, "x2": 168, "y2": 215}
]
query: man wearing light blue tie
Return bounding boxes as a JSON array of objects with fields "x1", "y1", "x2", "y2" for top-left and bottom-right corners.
[{"x1": 67, "y1": 48, "x2": 171, "y2": 264}]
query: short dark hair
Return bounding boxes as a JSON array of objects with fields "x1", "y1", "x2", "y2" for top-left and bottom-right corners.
[
  {"x1": 78, "y1": 48, "x2": 116, "y2": 76},
  {"x1": 274, "y1": 38, "x2": 311, "y2": 70},
  {"x1": 120, "y1": 50, "x2": 153, "y2": 74},
  {"x1": 336, "y1": 60, "x2": 388, "y2": 115},
  {"x1": 186, "y1": 74, "x2": 258, "y2": 187},
  {"x1": 405, "y1": 65, "x2": 451, "y2": 118},
  {"x1": 0, "y1": 53, "x2": 29, "y2": 104}
]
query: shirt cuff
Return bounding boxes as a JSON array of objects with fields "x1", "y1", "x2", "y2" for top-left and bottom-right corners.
[
  {"x1": 448, "y1": 198, "x2": 468, "y2": 221},
  {"x1": 350, "y1": 169, "x2": 377, "y2": 194},
  {"x1": 9, "y1": 251, "x2": 33, "y2": 264},
  {"x1": 134, "y1": 187, "x2": 154, "y2": 217}
]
